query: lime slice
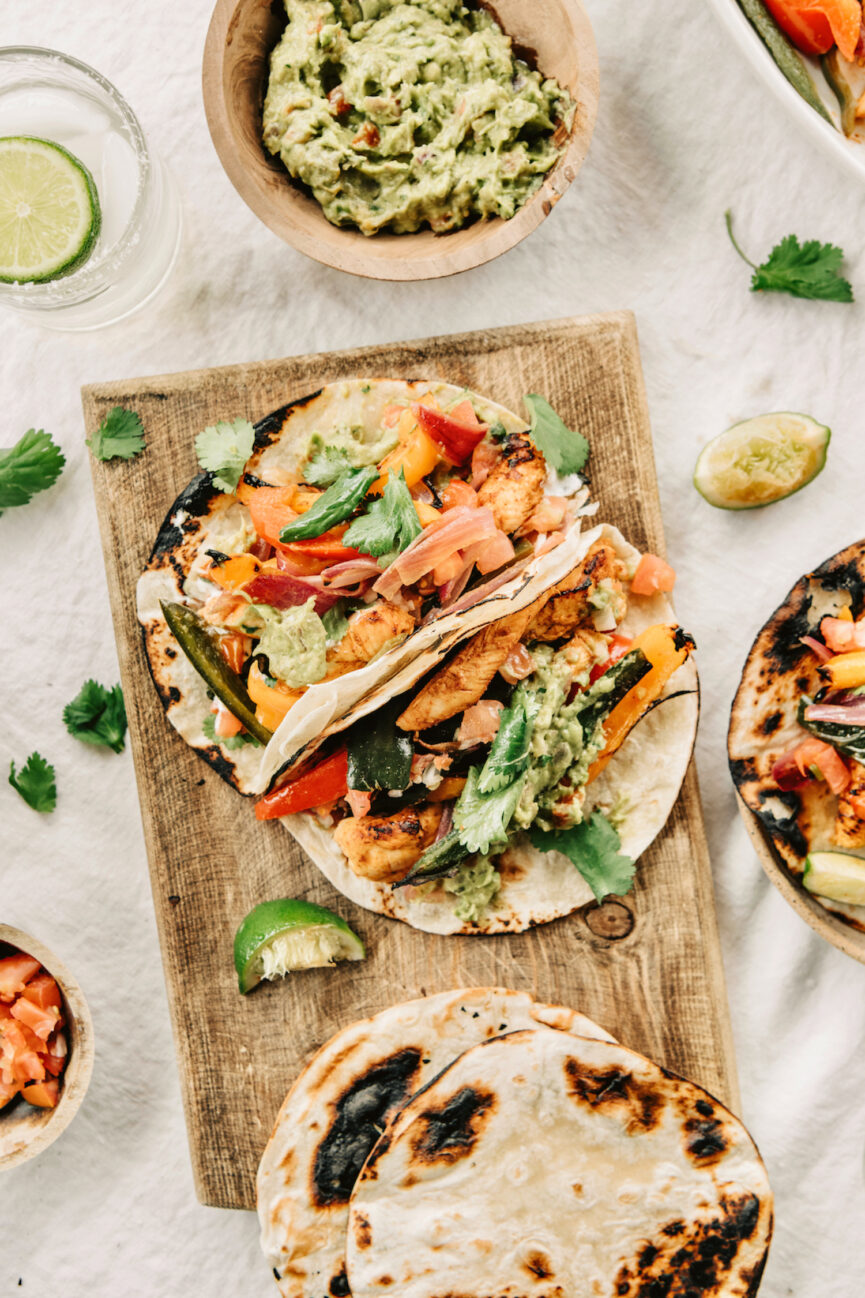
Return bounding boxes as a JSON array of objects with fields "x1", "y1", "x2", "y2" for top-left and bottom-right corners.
[
  {"x1": 803, "y1": 851, "x2": 865, "y2": 906},
  {"x1": 694, "y1": 413, "x2": 830, "y2": 510},
  {"x1": 0, "y1": 136, "x2": 101, "y2": 284},
  {"x1": 233, "y1": 898, "x2": 365, "y2": 993}
]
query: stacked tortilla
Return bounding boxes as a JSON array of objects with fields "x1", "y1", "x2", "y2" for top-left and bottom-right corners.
[{"x1": 257, "y1": 988, "x2": 773, "y2": 1298}]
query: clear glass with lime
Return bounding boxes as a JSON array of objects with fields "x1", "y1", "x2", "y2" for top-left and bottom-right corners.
[{"x1": 0, "y1": 48, "x2": 182, "y2": 330}]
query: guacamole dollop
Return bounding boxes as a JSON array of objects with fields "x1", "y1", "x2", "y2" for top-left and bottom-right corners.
[
  {"x1": 254, "y1": 597, "x2": 327, "y2": 687},
  {"x1": 443, "y1": 856, "x2": 501, "y2": 922},
  {"x1": 262, "y1": 0, "x2": 575, "y2": 235}
]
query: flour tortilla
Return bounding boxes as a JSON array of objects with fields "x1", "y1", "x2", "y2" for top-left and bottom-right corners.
[
  {"x1": 728, "y1": 539, "x2": 865, "y2": 933},
  {"x1": 280, "y1": 523, "x2": 699, "y2": 935},
  {"x1": 346, "y1": 1028, "x2": 773, "y2": 1298},
  {"x1": 136, "y1": 378, "x2": 593, "y2": 796},
  {"x1": 257, "y1": 988, "x2": 615, "y2": 1298}
]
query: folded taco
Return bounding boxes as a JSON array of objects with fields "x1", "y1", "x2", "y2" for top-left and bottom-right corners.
[
  {"x1": 137, "y1": 379, "x2": 597, "y2": 794},
  {"x1": 729, "y1": 539, "x2": 865, "y2": 930},
  {"x1": 255, "y1": 524, "x2": 698, "y2": 934}
]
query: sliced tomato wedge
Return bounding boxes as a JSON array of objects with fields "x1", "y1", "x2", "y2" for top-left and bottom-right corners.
[
  {"x1": 10, "y1": 995, "x2": 60, "y2": 1043},
  {"x1": 412, "y1": 402, "x2": 488, "y2": 464},
  {"x1": 631, "y1": 553, "x2": 677, "y2": 597},
  {"x1": 255, "y1": 749, "x2": 349, "y2": 820},
  {"x1": 22, "y1": 1078, "x2": 59, "y2": 1109}
]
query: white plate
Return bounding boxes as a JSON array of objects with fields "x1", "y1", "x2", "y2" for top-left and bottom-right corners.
[{"x1": 705, "y1": 0, "x2": 865, "y2": 181}]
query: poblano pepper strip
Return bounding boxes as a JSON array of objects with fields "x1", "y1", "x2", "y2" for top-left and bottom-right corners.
[
  {"x1": 576, "y1": 649, "x2": 651, "y2": 737},
  {"x1": 347, "y1": 699, "x2": 413, "y2": 792},
  {"x1": 798, "y1": 697, "x2": 865, "y2": 763},
  {"x1": 160, "y1": 601, "x2": 272, "y2": 745},
  {"x1": 736, "y1": 0, "x2": 833, "y2": 124},
  {"x1": 393, "y1": 830, "x2": 471, "y2": 889},
  {"x1": 278, "y1": 465, "x2": 379, "y2": 543}
]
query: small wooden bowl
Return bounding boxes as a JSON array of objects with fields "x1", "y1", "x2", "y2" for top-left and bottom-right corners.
[
  {"x1": 0, "y1": 926, "x2": 95, "y2": 1170},
  {"x1": 737, "y1": 797, "x2": 865, "y2": 965},
  {"x1": 202, "y1": 0, "x2": 599, "y2": 280}
]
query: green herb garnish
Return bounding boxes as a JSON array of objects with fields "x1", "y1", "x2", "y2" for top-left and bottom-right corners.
[
  {"x1": 9, "y1": 752, "x2": 57, "y2": 813},
  {"x1": 302, "y1": 444, "x2": 353, "y2": 487},
  {"x1": 342, "y1": 469, "x2": 422, "y2": 563},
  {"x1": 529, "y1": 811, "x2": 635, "y2": 902},
  {"x1": 201, "y1": 711, "x2": 261, "y2": 750},
  {"x1": 0, "y1": 430, "x2": 65, "y2": 514},
  {"x1": 63, "y1": 680, "x2": 127, "y2": 753},
  {"x1": 87, "y1": 407, "x2": 146, "y2": 461},
  {"x1": 725, "y1": 210, "x2": 853, "y2": 303},
  {"x1": 279, "y1": 465, "x2": 379, "y2": 543},
  {"x1": 523, "y1": 395, "x2": 589, "y2": 476},
  {"x1": 195, "y1": 418, "x2": 256, "y2": 492}
]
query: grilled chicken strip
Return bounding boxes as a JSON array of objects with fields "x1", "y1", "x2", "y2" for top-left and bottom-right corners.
[
  {"x1": 397, "y1": 603, "x2": 537, "y2": 731},
  {"x1": 834, "y1": 760, "x2": 865, "y2": 849},
  {"x1": 333, "y1": 804, "x2": 443, "y2": 882},
  {"x1": 531, "y1": 542, "x2": 627, "y2": 642},
  {"x1": 329, "y1": 602, "x2": 416, "y2": 663},
  {"x1": 476, "y1": 432, "x2": 547, "y2": 534}
]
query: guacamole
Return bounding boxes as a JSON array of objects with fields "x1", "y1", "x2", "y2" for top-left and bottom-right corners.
[{"x1": 262, "y1": 0, "x2": 575, "y2": 235}]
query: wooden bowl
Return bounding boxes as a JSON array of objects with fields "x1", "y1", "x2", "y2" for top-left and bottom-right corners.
[
  {"x1": 737, "y1": 797, "x2": 865, "y2": 965},
  {"x1": 0, "y1": 926, "x2": 95, "y2": 1170},
  {"x1": 202, "y1": 0, "x2": 599, "y2": 280}
]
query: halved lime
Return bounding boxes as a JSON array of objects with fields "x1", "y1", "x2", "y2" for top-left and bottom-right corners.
[
  {"x1": 803, "y1": 851, "x2": 865, "y2": 906},
  {"x1": 233, "y1": 898, "x2": 365, "y2": 993},
  {"x1": 0, "y1": 136, "x2": 101, "y2": 284},
  {"x1": 694, "y1": 413, "x2": 830, "y2": 510}
]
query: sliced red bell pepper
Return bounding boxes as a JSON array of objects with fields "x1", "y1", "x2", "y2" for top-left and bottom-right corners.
[
  {"x1": 279, "y1": 531, "x2": 369, "y2": 563},
  {"x1": 255, "y1": 749, "x2": 349, "y2": 820},
  {"x1": 412, "y1": 403, "x2": 488, "y2": 465}
]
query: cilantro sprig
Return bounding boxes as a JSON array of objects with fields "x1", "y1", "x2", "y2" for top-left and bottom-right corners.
[
  {"x1": 302, "y1": 443, "x2": 353, "y2": 487},
  {"x1": 342, "y1": 468, "x2": 422, "y2": 564},
  {"x1": 523, "y1": 395, "x2": 589, "y2": 476},
  {"x1": 529, "y1": 812, "x2": 635, "y2": 903},
  {"x1": 63, "y1": 680, "x2": 127, "y2": 754},
  {"x1": 0, "y1": 430, "x2": 65, "y2": 515},
  {"x1": 87, "y1": 406, "x2": 147, "y2": 461},
  {"x1": 9, "y1": 752, "x2": 57, "y2": 813},
  {"x1": 725, "y1": 210, "x2": 853, "y2": 303},
  {"x1": 195, "y1": 418, "x2": 255, "y2": 493}
]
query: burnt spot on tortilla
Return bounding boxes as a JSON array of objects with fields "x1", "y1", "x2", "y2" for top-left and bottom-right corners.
[
  {"x1": 167, "y1": 686, "x2": 181, "y2": 703},
  {"x1": 523, "y1": 1251, "x2": 553, "y2": 1280},
  {"x1": 328, "y1": 1268, "x2": 350, "y2": 1296},
  {"x1": 252, "y1": 401, "x2": 293, "y2": 450},
  {"x1": 611, "y1": 1192, "x2": 764, "y2": 1297},
  {"x1": 312, "y1": 1047, "x2": 422, "y2": 1206},
  {"x1": 376, "y1": 1277, "x2": 394, "y2": 1287},
  {"x1": 728, "y1": 756, "x2": 755, "y2": 787},
  {"x1": 165, "y1": 647, "x2": 176, "y2": 659},
  {"x1": 672, "y1": 626, "x2": 696, "y2": 654},
  {"x1": 683, "y1": 1113, "x2": 728, "y2": 1166},
  {"x1": 760, "y1": 711, "x2": 782, "y2": 736},
  {"x1": 409, "y1": 1086, "x2": 495, "y2": 1165},
  {"x1": 353, "y1": 1213, "x2": 372, "y2": 1250},
  {"x1": 563, "y1": 1060, "x2": 664, "y2": 1134},
  {"x1": 755, "y1": 789, "x2": 808, "y2": 858},
  {"x1": 812, "y1": 552, "x2": 865, "y2": 618}
]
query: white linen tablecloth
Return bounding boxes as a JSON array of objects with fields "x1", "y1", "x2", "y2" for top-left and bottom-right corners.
[{"x1": 3, "y1": 1, "x2": 865, "y2": 1293}]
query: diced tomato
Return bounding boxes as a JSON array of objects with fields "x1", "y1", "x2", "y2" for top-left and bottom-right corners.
[
  {"x1": 10, "y1": 996, "x2": 60, "y2": 1043},
  {"x1": 440, "y1": 479, "x2": 478, "y2": 511},
  {"x1": 0, "y1": 1077, "x2": 19, "y2": 1108},
  {"x1": 764, "y1": 0, "x2": 860, "y2": 58},
  {"x1": 255, "y1": 749, "x2": 349, "y2": 820},
  {"x1": 412, "y1": 403, "x2": 488, "y2": 465},
  {"x1": 346, "y1": 789, "x2": 373, "y2": 818},
  {"x1": 631, "y1": 553, "x2": 677, "y2": 597},
  {"x1": 820, "y1": 616, "x2": 865, "y2": 654},
  {"x1": 475, "y1": 530, "x2": 515, "y2": 574},
  {"x1": 42, "y1": 1029, "x2": 68, "y2": 1077},
  {"x1": 219, "y1": 632, "x2": 249, "y2": 675},
  {"x1": 432, "y1": 552, "x2": 465, "y2": 586},
  {"x1": 792, "y1": 738, "x2": 850, "y2": 795},
  {"x1": 211, "y1": 702, "x2": 244, "y2": 739},
  {"x1": 1, "y1": 1020, "x2": 46, "y2": 1086},
  {"x1": 0, "y1": 953, "x2": 41, "y2": 1002},
  {"x1": 589, "y1": 633, "x2": 634, "y2": 684},
  {"x1": 22, "y1": 1078, "x2": 59, "y2": 1109},
  {"x1": 471, "y1": 438, "x2": 500, "y2": 489},
  {"x1": 22, "y1": 973, "x2": 63, "y2": 1015}
]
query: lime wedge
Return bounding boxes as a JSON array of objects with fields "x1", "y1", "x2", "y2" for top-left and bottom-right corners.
[
  {"x1": 233, "y1": 898, "x2": 365, "y2": 993},
  {"x1": 0, "y1": 136, "x2": 101, "y2": 284},
  {"x1": 803, "y1": 851, "x2": 865, "y2": 906},
  {"x1": 694, "y1": 412, "x2": 830, "y2": 510}
]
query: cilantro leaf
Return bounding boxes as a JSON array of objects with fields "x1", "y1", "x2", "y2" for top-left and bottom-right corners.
[
  {"x1": 9, "y1": 752, "x2": 57, "y2": 813},
  {"x1": 454, "y1": 765, "x2": 527, "y2": 856},
  {"x1": 477, "y1": 698, "x2": 531, "y2": 794},
  {"x1": 321, "y1": 602, "x2": 351, "y2": 646},
  {"x1": 725, "y1": 210, "x2": 853, "y2": 303},
  {"x1": 195, "y1": 418, "x2": 256, "y2": 493},
  {"x1": 201, "y1": 711, "x2": 261, "y2": 750},
  {"x1": 343, "y1": 468, "x2": 422, "y2": 563},
  {"x1": 529, "y1": 811, "x2": 635, "y2": 903},
  {"x1": 0, "y1": 429, "x2": 65, "y2": 514},
  {"x1": 87, "y1": 406, "x2": 146, "y2": 461},
  {"x1": 303, "y1": 444, "x2": 353, "y2": 487},
  {"x1": 63, "y1": 680, "x2": 127, "y2": 754},
  {"x1": 523, "y1": 395, "x2": 589, "y2": 476}
]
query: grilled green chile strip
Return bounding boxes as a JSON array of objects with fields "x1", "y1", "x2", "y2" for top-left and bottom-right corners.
[
  {"x1": 278, "y1": 465, "x2": 379, "y2": 543},
  {"x1": 160, "y1": 601, "x2": 273, "y2": 745},
  {"x1": 798, "y1": 697, "x2": 865, "y2": 762},
  {"x1": 393, "y1": 830, "x2": 471, "y2": 889},
  {"x1": 822, "y1": 49, "x2": 858, "y2": 135},
  {"x1": 347, "y1": 700, "x2": 413, "y2": 792},
  {"x1": 578, "y1": 649, "x2": 652, "y2": 736},
  {"x1": 736, "y1": 0, "x2": 833, "y2": 124}
]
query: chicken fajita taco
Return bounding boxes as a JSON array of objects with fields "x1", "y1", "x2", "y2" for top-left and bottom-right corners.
[
  {"x1": 137, "y1": 379, "x2": 599, "y2": 795},
  {"x1": 254, "y1": 523, "x2": 698, "y2": 934}
]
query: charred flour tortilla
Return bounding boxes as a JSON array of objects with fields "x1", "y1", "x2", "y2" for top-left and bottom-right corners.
[
  {"x1": 729, "y1": 540, "x2": 865, "y2": 932},
  {"x1": 136, "y1": 378, "x2": 593, "y2": 796},
  {"x1": 257, "y1": 988, "x2": 614, "y2": 1298},
  {"x1": 278, "y1": 524, "x2": 699, "y2": 935},
  {"x1": 346, "y1": 1028, "x2": 773, "y2": 1298}
]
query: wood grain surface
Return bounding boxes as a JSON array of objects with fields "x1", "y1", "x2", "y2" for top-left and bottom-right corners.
[
  {"x1": 202, "y1": 0, "x2": 599, "y2": 279},
  {"x1": 82, "y1": 313, "x2": 739, "y2": 1211}
]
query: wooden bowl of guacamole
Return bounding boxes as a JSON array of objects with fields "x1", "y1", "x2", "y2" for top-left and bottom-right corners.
[{"x1": 202, "y1": 0, "x2": 599, "y2": 280}]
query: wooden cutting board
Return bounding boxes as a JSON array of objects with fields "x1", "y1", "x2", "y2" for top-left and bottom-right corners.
[{"x1": 82, "y1": 312, "x2": 738, "y2": 1211}]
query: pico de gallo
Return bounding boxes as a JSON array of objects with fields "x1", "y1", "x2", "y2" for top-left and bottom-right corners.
[{"x1": 0, "y1": 949, "x2": 68, "y2": 1111}]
